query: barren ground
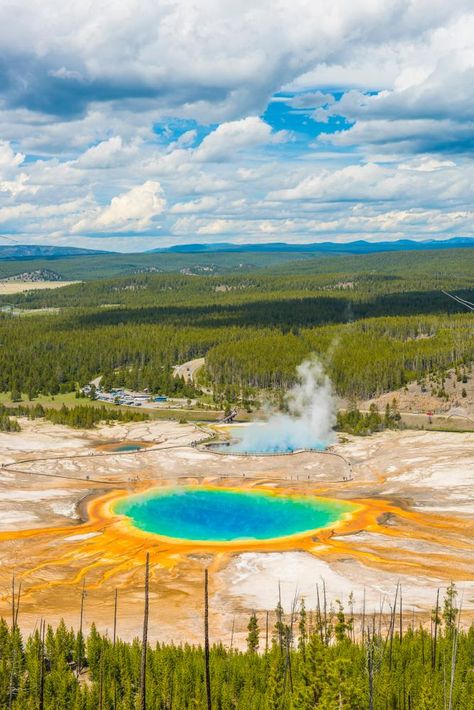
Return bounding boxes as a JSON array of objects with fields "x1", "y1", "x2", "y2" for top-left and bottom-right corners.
[
  {"x1": 0, "y1": 280, "x2": 79, "y2": 295},
  {"x1": 360, "y1": 368, "x2": 474, "y2": 422},
  {"x1": 0, "y1": 418, "x2": 472, "y2": 647}
]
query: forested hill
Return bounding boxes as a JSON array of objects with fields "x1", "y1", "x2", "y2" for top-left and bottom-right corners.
[
  {"x1": 0, "y1": 249, "x2": 324, "y2": 280},
  {"x1": 3, "y1": 247, "x2": 474, "y2": 311},
  {"x1": 0, "y1": 247, "x2": 472, "y2": 403},
  {"x1": 0, "y1": 242, "x2": 473, "y2": 281}
]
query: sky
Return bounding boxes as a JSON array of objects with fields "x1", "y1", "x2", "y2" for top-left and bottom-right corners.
[{"x1": 1, "y1": 0, "x2": 474, "y2": 252}]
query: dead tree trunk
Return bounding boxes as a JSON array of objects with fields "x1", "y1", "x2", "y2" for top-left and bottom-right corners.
[
  {"x1": 11, "y1": 575, "x2": 15, "y2": 631},
  {"x1": 204, "y1": 568, "x2": 212, "y2": 710},
  {"x1": 367, "y1": 623, "x2": 374, "y2": 710},
  {"x1": 399, "y1": 586, "x2": 403, "y2": 644},
  {"x1": 448, "y1": 599, "x2": 462, "y2": 710},
  {"x1": 388, "y1": 583, "x2": 399, "y2": 671},
  {"x1": 113, "y1": 588, "x2": 118, "y2": 710},
  {"x1": 140, "y1": 553, "x2": 150, "y2": 710},
  {"x1": 265, "y1": 610, "x2": 269, "y2": 653},
  {"x1": 432, "y1": 588, "x2": 440, "y2": 670},
  {"x1": 77, "y1": 578, "x2": 86, "y2": 679},
  {"x1": 316, "y1": 583, "x2": 323, "y2": 643},
  {"x1": 39, "y1": 620, "x2": 45, "y2": 710},
  {"x1": 113, "y1": 588, "x2": 118, "y2": 646},
  {"x1": 361, "y1": 587, "x2": 366, "y2": 645},
  {"x1": 8, "y1": 582, "x2": 21, "y2": 710},
  {"x1": 230, "y1": 615, "x2": 235, "y2": 652},
  {"x1": 322, "y1": 579, "x2": 328, "y2": 645},
  {"x1": 11, "y1": 576, "x2": 21, "y2": 632},
  {"x1": 99, "y1": 648, "x2": 104, "y2": 710}
]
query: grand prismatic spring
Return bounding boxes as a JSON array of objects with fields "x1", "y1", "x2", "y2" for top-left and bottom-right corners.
[
  {"x1": 114, "y1": 487, "x2": 356, "y2": 542},
  {"x1": 0, "y1": 417, "x2": 473, "y2": 646}
]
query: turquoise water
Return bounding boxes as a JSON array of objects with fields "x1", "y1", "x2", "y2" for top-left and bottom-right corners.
[
  {"x1": 114, "y1": 444, "x2": 143, "y2": 452},
  {"x1": 114, "y1": 487, "x2": 353, "y2": 542},
  {"x1": 211, "y1": 440, "x2": 326, "y2": 454}
]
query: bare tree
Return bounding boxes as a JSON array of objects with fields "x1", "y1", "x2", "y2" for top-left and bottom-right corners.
[
  {"x1": 448, "y1": 594, "x2": 463, "y2": 710},
  {"x1": 8, "y1": 575, "x2": 22, "y2": 710},
  {"x1": 39, "y1": 620, "x2": 45, "y2": 710},
  {"x1": 113, "y1": 588, "x2": 118, "y2": 710},
  {"x1": 432, "y1": 589, "x2": 440, "y2": 670},
  {"x1": 204, "y1": 568, "x2": 212, "y2": 710},
  {"x1": 230, "y1": 615, "x2": 235, "y2": 652},
  {"x1": 140, "y1": 553, "x2": 150, "y2": 710},
  {"x1": 399, "y1": 585, "x2": 403, "y2": 644},
  {"x1": 113, "y1": 588, "x2": 118, "y2": 646},
  {"x1": 77, "y1": 578, "x2": 86, "y2": 679},
  {"x1": 265, "y1": 610, "x2": 269, "y2": 653}
]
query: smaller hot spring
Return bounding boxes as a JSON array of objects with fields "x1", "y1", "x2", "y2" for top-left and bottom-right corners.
[
  {"x1": 114, "y1": 487, "x2": 355, "y2": 542},
  {"x1": 99, "y1": 442, "x2": 149, "y2": 453},
  {"x1": 113, "y1": 444, "x2": 144, "y2": 453}
]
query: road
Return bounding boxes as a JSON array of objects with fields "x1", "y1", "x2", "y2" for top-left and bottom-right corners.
[{"x1": 173, "y1": 357, "x2": 205, "y2": 383}]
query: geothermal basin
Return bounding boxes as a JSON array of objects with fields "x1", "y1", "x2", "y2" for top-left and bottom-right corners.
[
  {"x1": 1, "y1": 417, "x2": 473, "y2": 646},
  {"x1": 209, "y1": 439, "x2": 326, "y2": 454},
  {"x1": 114, "y1": 486, "x2": 354, "y2": 542},
  {"x1": 210, "y1": 424, "x2": 329, "y2": 455}
]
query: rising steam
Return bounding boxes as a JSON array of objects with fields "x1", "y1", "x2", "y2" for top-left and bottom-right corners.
[{"x1": 231, "y1": 357, "x2": 336, "y2": 454}]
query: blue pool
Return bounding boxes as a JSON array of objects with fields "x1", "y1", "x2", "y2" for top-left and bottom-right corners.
[{"x1": 114, "y1": 487, "x2": 354, "y2": 542}]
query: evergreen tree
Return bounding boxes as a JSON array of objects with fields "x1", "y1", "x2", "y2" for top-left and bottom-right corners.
[{"x1": 247, "y1": 613, "x2": 259, "y2": 654}]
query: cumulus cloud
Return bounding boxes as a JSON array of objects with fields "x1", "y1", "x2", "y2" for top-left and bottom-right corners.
[
  {"x1": 170, "y1": 196, "x2": 220, "y2": 214},
  {"x1": 315, "y1": 23, "x2": 474, "y2": 154},
  {"x1": 193, "y1": 117, "x2": 275, "y2": 162},
  {"x1": 322, "y1": 118, "x2": 474, "y2": 154},
  {"x1": 72, "y1": 181, "x2": 165, "y2": 233},
  {"x1": 0, "y1": 0, "x2": 470, "y2": 121},
  {"x1": 268, "y1": 159, "x2": 468, "y2": 207},
  {"x1": 287, "y1": 91, "x2": 335, "y2": 110},
  {"x1": 0, "y1": 141, "x2": 25, "y2": 169},
  {"x1": 0, "y1": 173, "x2": 38, "y2": 197},
  {"x1": 1, "y1": 1, "x2": 474, "y2": 248},
  {"x1": 74, "y1": 136, "x2": 139, "y2": 168}
]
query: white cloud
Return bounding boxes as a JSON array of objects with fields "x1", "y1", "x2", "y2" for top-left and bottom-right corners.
[
  {"x1": 75, "y1": 136, "x2": 133, "y2": 168},
  {"x1": 2, "y1": 0, "x2": 469, "y2": 123},
  {"x1": 314, "y1": 20, "x2": 474, "y2": 154},
  {"x1": 398, "y1": 157, "x2": 456, "y2": 172},
  {"x1": 0, "y1": 197, "x2": 90, "y2": 225},
  {"x1": 0, "y1": 141, "x2": 24, "y2": 169},
  {"x1": 72, "y1": 181, "x2": 165, "y2": 233},
  {"x1": 0, "y1": 173, "x2": 38, "y2": 197},
  {"x1": 1, "y1": 2, "x2": 474, "y2": 247},
  {"x1": 170, "y1": 196, "x2": 219, "y2": 214},
  {"x1": 176, "y1": 130, "x2": 197, "y2": 148},
  {"x1": 279, "y1": 159, "x2": 473, "y2": 205},
  {"x1": 193, "y1": 117, "x2": 275, "y2": 162},
  {"x1": 197, "y1": 219, "x2": 235, "y2": 235}
]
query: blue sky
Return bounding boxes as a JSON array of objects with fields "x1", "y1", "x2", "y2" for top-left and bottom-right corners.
[{"x1": 0, "y1": 0, "x2": 473, "y2": 251}]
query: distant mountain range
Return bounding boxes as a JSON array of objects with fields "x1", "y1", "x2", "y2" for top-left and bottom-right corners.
[
  {"x1": 149, "y1": 237, "x2": 474, "y2": 255},
  {"x1": 0, "y1": 245, "x2": 113, "y2": 260},
  {"x1": 1, "y1": 237, "x2": 474, "y2": 261}
]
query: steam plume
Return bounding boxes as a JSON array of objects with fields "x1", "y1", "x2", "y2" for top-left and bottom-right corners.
[{"x1": 232, "y1": 357, "x2": 336, "y2": 453}]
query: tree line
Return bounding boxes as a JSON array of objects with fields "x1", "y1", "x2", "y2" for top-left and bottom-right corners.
[
  {"x1": 0, "y1": 582, "x2": 471, "y2": 708},
  {"x1": 0, "y1": 249, "x2": 473, "y2": 404},
  {"x1": 0, "y1": 403, "x2": 148, "y2": 430}
]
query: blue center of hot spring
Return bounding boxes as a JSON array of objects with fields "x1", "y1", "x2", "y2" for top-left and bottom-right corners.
[
  {"x1": 114, "y1": 444, "x2": 143, "y2": 452},
  {"x1": 114, "y1": 487, "x2": 354, "y2": 542}
]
